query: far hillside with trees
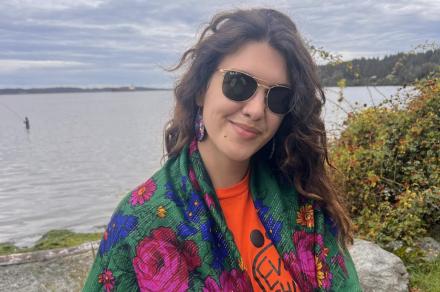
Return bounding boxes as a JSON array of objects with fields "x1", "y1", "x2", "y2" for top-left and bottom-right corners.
[{"x1": 318, "y1": 49, "x2": 440, "y2": 86}]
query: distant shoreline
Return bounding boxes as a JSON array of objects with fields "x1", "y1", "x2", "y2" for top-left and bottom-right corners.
[
  {"x1": 0, "y1": 85, "x2": 407, "y2": 96},
  {"x1": 0, "y1": 86, "x2": 172, "y2": 95}
]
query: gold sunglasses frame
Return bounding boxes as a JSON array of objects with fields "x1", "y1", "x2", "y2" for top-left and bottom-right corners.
[{"x1": 218, "y1": 68, "x2": 293, "y2": 115}]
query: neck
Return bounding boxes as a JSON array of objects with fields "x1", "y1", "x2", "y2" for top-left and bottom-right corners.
[{"x1": 197, "y1": 141, "x2": 249, "y2": 189}]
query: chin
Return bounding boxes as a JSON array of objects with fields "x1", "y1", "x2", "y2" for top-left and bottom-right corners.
[{"x1": 223, "y1": 145, "x2": 256, "y2": 162}]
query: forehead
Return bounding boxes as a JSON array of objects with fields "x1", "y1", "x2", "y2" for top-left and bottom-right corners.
[{"x1": 217, "y1": 41, "x2": 289, "y2": 86}]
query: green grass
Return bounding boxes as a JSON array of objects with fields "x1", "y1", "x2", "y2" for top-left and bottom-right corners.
[
  {"x1": 0, "y1": 229, "x2": 102, "y2": 256},
  {"x1": 409, "y1": 256, "x2": 440, "y2": 292},
  {"x1": 0, "y1": 242, "x2": 23, "y2": 255}
]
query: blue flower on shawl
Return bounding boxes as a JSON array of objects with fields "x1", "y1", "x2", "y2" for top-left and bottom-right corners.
[
  {"x1": 176, "y1": 191, "x2": 209, "y2": 238},
  {"x1": 99, "y1": 212, "x2": 137, "y2": 256},
  {"x1": 201, "y1": 221, "x2": 229, "y2": 270},
  {"x1": 177, "y1": 223, "x2": 198, "y2": 237},
  {"x1": 254, "y1": 199, "x2": 283, "y2": 244},
  {"x1": 198, "y1": 219, "x2": 229, "y2": 269},
  {"x1": 184, "y1": 192, "x2": 204, "y2": 221},
  {"x1": 165, "y1": 183, "x2": 183, "y2": 206},
  {"x1": 212, "y1": 232, "x2": 229, "y2": 270},
  {"x1": 264, "y1": 215, "x2": 283, "y2": 244},
  {"x1": 200, "y1": 219, "x2": 215, "y2": 241},
  {"x1": 254, "y1": 199, "x2": 270, "y2": 214},
  {"x1": 166, "y1": 181, "x2": 206, "y2": 222}
]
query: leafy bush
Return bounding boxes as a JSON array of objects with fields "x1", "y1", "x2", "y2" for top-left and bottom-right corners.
[{"x1": 330, "y1": 73, "x2": 440, "y2": 250}]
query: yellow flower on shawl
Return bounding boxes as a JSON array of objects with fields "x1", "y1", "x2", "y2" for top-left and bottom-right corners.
[
  {"x1": 315, "y1": 256, "x2": 325, "y2": 287},
  {"x1": 296, "y1": 204, "x2": 314, "y2": 228},
  {"x1": 156, "y1": 205, "x2": 167, "y2": 218},
  {"x1": 315, "y1": 255, "x2": 332, "y2": 289}
]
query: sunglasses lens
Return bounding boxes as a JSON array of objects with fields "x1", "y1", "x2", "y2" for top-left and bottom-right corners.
[
  {"x1": 267, "y1": 87, "x2": 293, "y2": 114},
  {"x1": 222, "y1": 71, "x2": 257, "y2": 101}
]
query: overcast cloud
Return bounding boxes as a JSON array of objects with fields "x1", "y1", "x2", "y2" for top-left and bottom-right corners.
[{"x1": 1, "y1": 0, "x2": 439, "y2": 88}]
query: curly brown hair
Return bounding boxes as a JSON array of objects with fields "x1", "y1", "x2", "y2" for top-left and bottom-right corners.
[{"x1": 164, "y1": 8, "x2": 353, "y2": 247}]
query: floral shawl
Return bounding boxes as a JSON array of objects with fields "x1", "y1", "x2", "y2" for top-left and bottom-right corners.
[{"x1": 83, "y1": 141, "x2": 361, "y2": 292}]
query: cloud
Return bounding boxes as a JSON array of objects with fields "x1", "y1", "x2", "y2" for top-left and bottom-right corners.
[
  {"x1": 381, "y1": 0, "x2": 440, "y2": 20},
  {"x1": 293, "y1": 0, "x2": 440, "y2": 58},
  {"x1": 0, "y1": 59, "x2": 88, "y2": 72},
  {"x1": 6, "y1": 0, "x2": 105, "y2": 10},
  {"x1": 0, "y1": 0, "x2": 439, "y2": 87}
]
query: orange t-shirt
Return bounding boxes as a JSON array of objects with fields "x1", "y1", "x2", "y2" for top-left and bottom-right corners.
[{"x1": 216, "y1": 172, "x2": 300, "y2": 292}]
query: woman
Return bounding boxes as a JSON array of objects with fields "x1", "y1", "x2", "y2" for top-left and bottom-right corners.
[{"x1": 84, "y1": 8, "x2": 361, "y2": 292}]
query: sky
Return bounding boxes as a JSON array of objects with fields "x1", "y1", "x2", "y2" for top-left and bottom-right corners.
[{"x1": 1, "y1": 0, "x2": 439, "y2": 88}]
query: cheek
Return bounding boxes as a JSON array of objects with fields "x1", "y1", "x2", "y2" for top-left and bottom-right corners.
[
  {"x1": 267, "y1": 115, "x2": 283, "y2": 136},
  {"x1": 204, "y1": 97, "x2": 242, "y2": 120}
]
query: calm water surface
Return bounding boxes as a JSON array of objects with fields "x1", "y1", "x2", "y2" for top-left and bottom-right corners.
[{"x1": 0, "y1": 87, "x2": 407, "y2": 246}]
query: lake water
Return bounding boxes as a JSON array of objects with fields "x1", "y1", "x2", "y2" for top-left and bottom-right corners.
[{"x1": 0, "y1": 86, "x2": 407, "y2": 246}]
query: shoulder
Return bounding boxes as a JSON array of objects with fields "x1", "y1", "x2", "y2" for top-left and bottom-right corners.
[
  {"x1": 97, "y1": 158, "x2": 184, "y2": 252},
  {"x1": 112, "y1": 156, "x2": 183, "y2": 218},
  {"x1": 84, "y1": 156, "x2": 192, "y2": 291}
]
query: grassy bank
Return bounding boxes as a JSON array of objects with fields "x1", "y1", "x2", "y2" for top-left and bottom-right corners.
[
  {"x1": 409, "y1": 256, "x2": 440, "y2": 292},
  {"x1": 0, "y1": 229, "x2": 102, "y2": 256}
]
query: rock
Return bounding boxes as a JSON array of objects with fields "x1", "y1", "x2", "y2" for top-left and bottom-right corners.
[
  {"x1": 349, "y1": 239, "x2": 409, "y2": 292},
  {"x1": 0, "y1": 241, "x2": 99, "y2": 292},
  {"x1": 416, "y1": 237, "x2": 440, "y2": 262}
]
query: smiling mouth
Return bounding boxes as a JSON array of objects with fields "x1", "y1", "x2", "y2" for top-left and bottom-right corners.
[{"x1": 229, "y1": 121, "x2": 261, "y2": 139}]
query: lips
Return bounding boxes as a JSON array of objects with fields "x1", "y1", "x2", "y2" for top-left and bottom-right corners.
[{"x1": 229, "y1": 121, "x2": 261, "y2": 139}]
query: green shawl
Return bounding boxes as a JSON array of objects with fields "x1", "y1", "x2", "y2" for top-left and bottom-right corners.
[{"x1": 83, "y1": 140, "x2": 361, "y2": 291}]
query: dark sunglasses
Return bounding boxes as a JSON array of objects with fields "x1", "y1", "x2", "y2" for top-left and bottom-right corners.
[{"x1": 218, "y1": 69, "x2": 293, "y2": 115}]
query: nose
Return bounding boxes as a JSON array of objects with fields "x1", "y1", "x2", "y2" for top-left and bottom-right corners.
[{"x1": 241, "y1": 86, "x2": 267, "y2": 120}]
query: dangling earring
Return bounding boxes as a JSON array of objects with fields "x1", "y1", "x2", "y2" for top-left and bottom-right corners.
[
  {"x1": 268, "y1": 138, "x2": 276, "y2": 159},
  {"x1": 195, "y1": 107, "x2": 206, "y2": 141}
]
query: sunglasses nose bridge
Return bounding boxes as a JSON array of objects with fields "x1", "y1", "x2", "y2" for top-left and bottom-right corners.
[
  {"x1": 255, "y1": 82, "x2": 272, "y2": 105},
  {"x1": 247, "y1": 82, "x2": 272, "y2": 114},
  {"x1": 255, "y1": 82, "x2": 271, "y2": 97},
  {"x1": 255, "y1": 81, "x2": 270, "y2": 91}
]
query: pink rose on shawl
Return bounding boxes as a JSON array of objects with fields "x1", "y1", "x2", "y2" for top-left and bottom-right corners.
[
  {"x1": 202, "y1": 270, "x2": 252, "y2": 292},
  {"x1": 188, "y1": 167, "x2": 201, "y2": 191},
  {"x1": 202, "y1": 276, "x2": 221, "y2": 292},
  {"x1": 133, "y1": 227, "x2": 201, "y2": 292},
  {"x1": 98, "y1": 268, "x2": 115, "y2": 292},
  {"x1": 204, "y1": 193, "x2": 214, "y2": 209},
  {"x1": 220, "y1": 269, "x2": 253, "y2": 291},
  {"x1": 284, "y1": 230, "x2": 333, "y2": 291},
  {"x1": 283, "y1": 230, "x2": 318, "y2": 291},
  {"x1": 130, "y1": 178, "x2": 157, "y2": 206},
  {"x1": 283, "y1": 251, "x2": 316, "y2": 292}
]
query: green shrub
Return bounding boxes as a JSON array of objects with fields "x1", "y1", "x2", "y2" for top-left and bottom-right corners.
[{"x1": 330, "y1": 74, "x2": 440, "y2": 252}]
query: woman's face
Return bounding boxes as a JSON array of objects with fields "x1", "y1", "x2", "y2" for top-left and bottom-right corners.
[{"x1": 199, "y1": 41, "x2": 289, "y2": 163}]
